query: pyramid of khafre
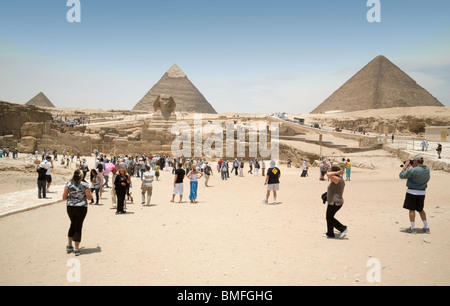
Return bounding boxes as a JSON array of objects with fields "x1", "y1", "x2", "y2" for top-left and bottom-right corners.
[
  {"x1": 311, "y1": 55, "x2": 443, "y2": 114},
  {"x1": 25, "y1": 92, "x2": 55, "y2": 108},
  {"x1": 133, "y1": 64, "x2": 217, "y2": 114}
]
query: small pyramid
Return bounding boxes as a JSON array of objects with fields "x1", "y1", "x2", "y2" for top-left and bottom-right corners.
[
  {"x1": 25, "y1": 92, "x2": 55, "y2": 108},
  {"x1": 133, "y1": 64, "x2": 217, "y2": 114},
  {"x1": 311, "y1": 55, "x2": 443, "y2": 114}
]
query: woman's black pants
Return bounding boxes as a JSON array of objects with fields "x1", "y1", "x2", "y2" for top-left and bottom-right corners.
[
  {"x1": 326, "y1": 204, "x2": 346, "y2": 237},
  {"x1": 67, "y1": 206, "x2": 88, "y2": 242}
]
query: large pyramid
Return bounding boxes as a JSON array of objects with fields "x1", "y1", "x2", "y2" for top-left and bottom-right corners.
[
  {"x1": 25, "y1": 92, "x2": 55, "y2": 108},
  {"x1": 311, "y1": 55, "x2": 443, "y2": 114},
  {"x1": 133, "y1": 64, "x2": 217, "y2": 114}
]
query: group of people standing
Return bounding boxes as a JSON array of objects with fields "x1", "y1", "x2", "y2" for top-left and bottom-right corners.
[
  {"x1": 318, "y1": 158, "x2": 351, "y2": 181},
  {"x1": 60, "y1": 148, "x2": 433, "y2": 256}
]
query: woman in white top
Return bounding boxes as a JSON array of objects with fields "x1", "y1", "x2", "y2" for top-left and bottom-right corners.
[{"x1": 187, "y1": 167, "x2": 203, "y2": 203}]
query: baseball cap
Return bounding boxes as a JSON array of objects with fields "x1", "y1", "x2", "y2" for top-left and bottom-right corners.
[{"x1": 413, "y1": 155, "x2": 424, "y2": 162}]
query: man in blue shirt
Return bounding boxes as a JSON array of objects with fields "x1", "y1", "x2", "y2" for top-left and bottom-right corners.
[{"x1": 399, "y1": 155, "x2": 430, "y2": 234}]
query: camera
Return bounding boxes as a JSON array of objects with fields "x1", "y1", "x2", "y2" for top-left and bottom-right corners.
[{"x1": 400, "y1": 160, "x2": 413, "y2": 168}]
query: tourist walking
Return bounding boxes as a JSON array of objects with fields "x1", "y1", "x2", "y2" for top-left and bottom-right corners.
[
  {"x1": 43, "y1": 155, "x2": 54, "y2": 192},
  {"x1": 233, "y1": 159, "x2": 239, "y2": 176},
  {"x1": 141, "y1": 171, "x2": 154, "y2": 206},
  {"x1": 80, "y1": 158, "x2": 89, "y2": 181},
  {"x1": 171, "y1": 163, "x2": 185, "y2": 203},
  {"x1": 239, "y1": 159, "x2": 244, "y2": 177},
  {"x1": 110, "y1": 167, "x2": 117, "y2": 209},
  {"x1": 221, "y1": 161, "x2": 228, "y2": 180},
  {"x1": 248, "y1": 158, "x2": 253, "y2": 174},
  {"x1": 62, "y1": 169, "x2": 92, "y2": 256},
  {"x1": 204, "y1": 162, "x2": 213, "y2": 186},
  {"x1": 399, "y1": 155, "x2": 431, "y2": 233},
  {"x1": 254, "y1": 159, "x2": 260, "y2": 176},
  {"x1": 114, "y1": 168, "x2": 129, "y2": 214},
  {"x1": 319, "y1": 160, "x2": 327, "y2": 181},
  {"x1": 263, "y1": 160, "x2": 281, "y2": 204},
  {"x1": 89, "y1": 169, "x2": 101, "y2": 204},
  {"x1": 436, "y1": 143, "x2": 442, "y2": 159},
  {"x1": 36, "y1": 161, "x2": 48, "y2": 199},
  {"x1": 187, "y1": 166, "x2": 204, "y2": 203},
  {"x1": 301, "y1": 161, "x2": 308, "y2": 177},
  {"x1": 261, "y1": 160, "x2": 266, "y2": 177},
  {"x1": 323, "y1": 166, "x2": 348, "y2": 239},
  {"x1": 97, "y1": 163, "x2": 105, "y2": 199}
]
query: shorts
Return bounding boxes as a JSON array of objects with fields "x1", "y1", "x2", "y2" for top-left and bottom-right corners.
[
  {"x1": 173, "y1": 183, "x2": 184, "y2": 195},
  {"x1": 46, "y1": 175, "x2": 52, "y2": 183},
  {"x1": 403, "y1": 193, "x2": 425, "y2": 212},
  {"x1": 267, "y1": 183, "x2": 279, "y2": 191}
]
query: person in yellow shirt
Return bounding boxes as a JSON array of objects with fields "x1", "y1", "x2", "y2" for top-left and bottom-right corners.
[{"x1": 345, "y1": 159, "x2": 351, "y2": 181}]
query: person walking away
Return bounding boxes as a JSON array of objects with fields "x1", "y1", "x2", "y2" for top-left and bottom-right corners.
[
  {"x1": 114, "y1": 168, "x2": 129, "y2": 214},
  {"x1": 155, "y1": 164, "x2": 160, "y2": 181},
  {"x1": 399, "y1": 155, "x2": 431, "y2": 233},
  {"x1": 171, "y1": 163, "x2": 185, "y2": 203},
  {"x1": 323, "y1": 166, "x2": 347, "y2": 239},
  {"x1": 204, "y1": 162, "x2": 213, "y2": 186},
  {"x1": 141, "y1": 171, "x2": 154, "y2": 206},
  {"x1": 263, "y1": 160, "x2": 281, "y2": 204},
  {"x1": 187, "y1": 166, "x2": 204, "y2": 203},
  {"x1": 89, "y1": 169, "x2": 101, "y2": 204},
  {"x1": 37, "y1": 162, "x2": 48, "y2": 199},
  {"x1": 62, "y1": 170, "x2": 92, "y2": 256}
]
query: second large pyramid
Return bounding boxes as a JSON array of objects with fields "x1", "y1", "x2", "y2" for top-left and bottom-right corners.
[{"x1": 133, "y1": 64, "x2": 217, "y2": 114}]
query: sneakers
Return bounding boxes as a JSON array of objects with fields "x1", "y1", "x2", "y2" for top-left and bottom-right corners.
[
  {"x1": 422, "y1": 227, "x2": 431, "y2": 234},
  {"x1": 339, "y1": 228, "x2": 348, "y2": 238},
  {"x1": 405, "y1": 227, "x2": 416, "y2": 234},
  {"x1": 66, "y1": 245, "x2": 74, "y2": 254},
  {"x1": 262, "y1": 199, "x2": 268, "y2": 204}
]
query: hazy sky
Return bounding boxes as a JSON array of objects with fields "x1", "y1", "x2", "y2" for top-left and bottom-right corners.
[{"x1": 1, "y1": 0, "x2": 449, "y2": 114}]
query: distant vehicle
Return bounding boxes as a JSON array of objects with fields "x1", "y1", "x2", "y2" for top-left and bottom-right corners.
[
  {"x1": 294, "y1": 117, "x2": 305, "y2": 125},
  {"x1": 313, "y1": 123, "x2": 320, "y2": 129}
]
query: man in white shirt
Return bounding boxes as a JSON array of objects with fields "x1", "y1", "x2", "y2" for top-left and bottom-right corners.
[{"x1": 43, "y1": 155, "x2": 54, "y2": 192}]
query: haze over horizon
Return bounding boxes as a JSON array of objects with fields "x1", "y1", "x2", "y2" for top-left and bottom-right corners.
[{"x1": 1, "y1": 0, "x2": 449, "y2": 114}]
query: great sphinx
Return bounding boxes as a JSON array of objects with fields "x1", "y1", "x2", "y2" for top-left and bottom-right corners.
[{"x1": 153, "y1": 94, "x2": 176, "y2": 120}]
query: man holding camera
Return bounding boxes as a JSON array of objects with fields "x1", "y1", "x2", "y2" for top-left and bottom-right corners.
[{"x1": 399, "y1": 155, "x2": 430, "y2": 234}]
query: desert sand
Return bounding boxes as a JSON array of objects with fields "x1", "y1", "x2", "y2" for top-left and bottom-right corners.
[{"x1": 1, "y1": 149, "x2": 450, "y2": 286}]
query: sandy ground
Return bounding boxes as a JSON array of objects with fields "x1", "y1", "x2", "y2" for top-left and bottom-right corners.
[{"x1": 1, "y1": 153, "x2": 450, "y2": 286}]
